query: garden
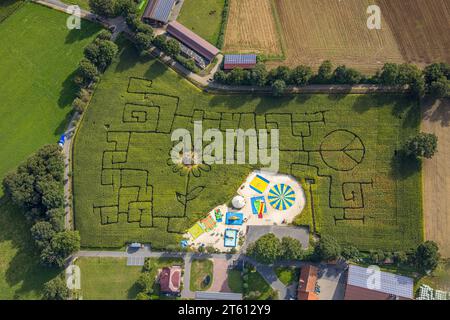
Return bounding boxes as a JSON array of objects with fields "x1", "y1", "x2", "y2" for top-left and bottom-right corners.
[{"x1": 189, "y1": 259, "x2": 214, "y2": 291}]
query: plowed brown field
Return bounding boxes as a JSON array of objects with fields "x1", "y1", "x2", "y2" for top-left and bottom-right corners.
[{"x1": 224, "y1": 0, "x2": 450, "y2": 72}]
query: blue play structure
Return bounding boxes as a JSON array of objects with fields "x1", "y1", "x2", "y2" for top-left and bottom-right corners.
[
  {"x1": 225, "y1": 212, "x2": 244, "y2": 225},
  {"x1": 251, "y1": 196, "x2": 267, "y2": 214},
  {"x1": 180, "y1": 240, "x2": 188, "y2": 248},
  {"x1": 58, "y1": 134, "x2": 66, "y2": 147},
  {"x1": 224, "y1": 229, "x2": 238, "y2": 247}
]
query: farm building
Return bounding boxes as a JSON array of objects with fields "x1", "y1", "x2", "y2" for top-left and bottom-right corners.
[
  {"x1": 344, "y1": 265, "x2": 414, "y2": 300},
  {"x1": 158, "y1": 266, "x2": 182, "y2": 295},
  {"x1": 224, "y1": 54, "x2": 257, "y2": 70},
  {"x1": 297, "y1": 264, "x2": 319, "y2": 300},
  {"x1": 142, "y1": 0, "x2": 176, "y2": 26},
  {"x1": 167, "y1": 21, "x2": 219, "y2": 66}
]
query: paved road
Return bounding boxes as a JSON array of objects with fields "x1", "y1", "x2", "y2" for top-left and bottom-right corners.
[{"x1": 62, "y1": 113, "x2": 79, "y2": 229}]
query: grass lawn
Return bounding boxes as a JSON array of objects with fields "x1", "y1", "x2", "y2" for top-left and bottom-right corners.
[
  {"x1": 73, "y1": 38, "x2": 422, "y2": 252},
  {"x1": 0, "y1": 199, "x2": 61, "y2": 300},
  {"x1": 75, "y1": 257, "x2": 143, "y2": 300},
  {"x1": 227, "y1": 269, "x2": 243, "y2": 293},
  {"x1": 275, "y1": 266, "x2": 300, "y2": 286},
  {"x1": 190, "y1": 259, "x2": 213, "y2": 291},
  {"x1": 0, "y1": 3, "x2": 101, "y2": 299},
  {"x1": 177, "y1": 0, "x2": 225, "y2": 46},
  {"x1": 246, "y1": 270, "x2": 275, "y2": 300},
  {"x1": 416, "y1": 260, "x2": 450, "y2": 292}
]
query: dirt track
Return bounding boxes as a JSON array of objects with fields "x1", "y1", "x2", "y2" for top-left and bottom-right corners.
[{"x1": 422, "y1": 98, "x2": 450, "y2": 258}]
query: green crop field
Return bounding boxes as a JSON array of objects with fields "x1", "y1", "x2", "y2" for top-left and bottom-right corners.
[
  {"x1": 0, "y1": 3, "x2": 101, "y2": 299},
  {"x1": 73, "y1": 38, "x2": 423, "y2": 252},
  {"x1": 177, "y1": 0, "x2": 226, "y2": 46}
]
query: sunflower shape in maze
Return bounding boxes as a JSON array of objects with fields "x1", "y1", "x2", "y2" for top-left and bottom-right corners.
[{"x1": 319, "y1": 130, "x2": 365, "y2": 172}]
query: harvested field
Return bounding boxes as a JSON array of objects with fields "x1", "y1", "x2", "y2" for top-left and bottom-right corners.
[
  {"x1": 269, "y1": 0, "x2": 404, "y2": 72},
  {"x1": 228, "y1": 0, "x2": 449, "y2": 72},
  {"x1": 379, "y1": 0, "x2": 450, "y2": 67},
  {"x1": 422, "y1": 98, "x2": 450, "y2": 258},
  {"x1": 223, "y1": 0, "x2": 282, "y2": 56}
]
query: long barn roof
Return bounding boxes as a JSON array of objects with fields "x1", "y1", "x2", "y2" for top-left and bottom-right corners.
[
  {"x1": 167, "y1": 21, "x2": 219, "y2": 61},
  {"x1": 346, "y1": 265, "x2": 414, "y2": 299}
]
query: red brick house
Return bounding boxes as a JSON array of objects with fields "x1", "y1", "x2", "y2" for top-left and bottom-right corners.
[{"x1": 159, "y1": 266, "x2": 182, "y2": 295}]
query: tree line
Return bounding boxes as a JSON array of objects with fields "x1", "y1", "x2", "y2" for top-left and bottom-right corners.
[
  {"x1": 248, "y1": 233, "x2": 441, "y2": 274},
  {"x1": 214, "y1": 61, "x2": 450, "y2": 98},
  {"x1": 73, "y1": 30, "x2": 118, "y2": 115},
  {"x1": 2, "y1": 145, "x2": 80, "y2": 268}
]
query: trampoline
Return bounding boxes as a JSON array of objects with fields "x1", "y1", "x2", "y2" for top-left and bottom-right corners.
[{"x1": 268, "y1": 184, "x2": 296, "y2": 210}]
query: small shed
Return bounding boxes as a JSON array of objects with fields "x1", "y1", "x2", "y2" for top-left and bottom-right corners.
[{"x1": 224, "y1": 54, "x2": 257, "y2": 70}]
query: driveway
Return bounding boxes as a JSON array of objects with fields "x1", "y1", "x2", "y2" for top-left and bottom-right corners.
[
  {"x1": 209, "y1": 258, "x2": 232, "y2": 292},
  {"x1": 316, "y1": 263, "x2": 347, "y2": 300},
  {"x1": 242, "y1": 225, "x2": 309, "y2": 252}
]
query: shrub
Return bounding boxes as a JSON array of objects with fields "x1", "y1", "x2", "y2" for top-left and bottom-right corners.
[
  {"x1": 84, "y1": 39, "x2": 118, "y2": 71},
  {"x1": 247, "y1": 233, "x2": 281, "y2": 264},
  {"x1": 333, "y1": 65, "x2": 363, "y2": 84},
  {"x1": 271, "y1": 80, "x2": 286, "y2": 97},
  {"x1": 134, "y1": 32, "x2": 153, "y2": 53},
  {"x1": 40, "y1": 231, "x2": 81, "y2": 267},
  {"x1": 289, "y1": 65, "x2": 313, "y2": 86},
  {"x1": 415, "y1": 241, "x2": 440, "y2": 273},
  {"x1": 369, "y1": 249, "x2": 385, "y2": 264},
  {"x1": 96, "y1": 30, "x2": 113, "y2": 41},
  {"x1": 31, "y1": 221, "x2": 56, "y2": 249},
  {"x1": 89, "y1": 0, "x2": 117, "y2": 18},
  {"x1": 314, "y1": 235, "x2": 341, "y2": 261},
  {"x1": 2, "y1": 144, "x2": 64, "y2": 213},
  {"x1": 136, "y1": 272, "x2": 153, "y2": 293},
  {"x1": 404, "y1": 133, "x2": 438, "y2": 159},
  {"x1": 72, "y1": 98, "x2": 86, "y2": 114},
  {"x1": 77, "y1": 58, "x2": 99, "y2": 87},
  {"x1": 315, "y1": 60, "x2": 333, "y2": 83},
  {"x1": 43, "y1": 277, "x2": 70, "y2": 300},
  {"x1": 280, "y1": 237, "x2": 303, "y2": 260},
  {"x1": 429, "y1": 76, "x2": 449, "y2": 98},
  {"x1": 341, "y1": 246, "x2": 360, "y2": 261}
]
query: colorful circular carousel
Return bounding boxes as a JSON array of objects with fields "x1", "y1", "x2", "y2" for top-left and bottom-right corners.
[{"x1": 268, "y1": 184, "x2": 296, "y2": 210}]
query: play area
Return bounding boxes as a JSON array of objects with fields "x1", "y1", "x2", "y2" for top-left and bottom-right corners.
[{"x1": 185, "y1": 171, "x2": 306, "y2": 252}]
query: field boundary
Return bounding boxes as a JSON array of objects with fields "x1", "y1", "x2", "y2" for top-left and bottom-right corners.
[
  {"x1": 216, "y1": 0, "x2": 230, "y2": 49},
  {"x1": 260, "y1": 0, "x2": 286, "y2": 62},
  {"x1": 0, "y1": 0, "x2": 25, "y2": 24}
]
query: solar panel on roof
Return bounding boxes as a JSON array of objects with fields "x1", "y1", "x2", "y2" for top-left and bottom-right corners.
[
  {"x1": 347, "y1": 265, "x2": 414, "y2": 299},
  {"x1": 151, "y1": 0, "x2": 176, "y2": 23},
  {"x1": 224, "y1": 54, "x2": 257, "y2": 65}
]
